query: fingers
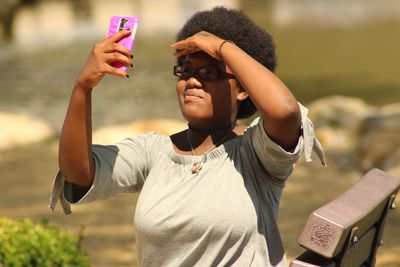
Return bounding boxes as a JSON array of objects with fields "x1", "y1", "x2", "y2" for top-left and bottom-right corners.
[
  {"x1": 171, "y1": 40, "x2": 201, "y2": 58},
  {"x1": 171, "y1": 32, "x2": 225, "y2": 59},
  {"x1": 103, "y1": 43, "x2": 132, "y2": 58},
  {"x1": 104, "y1": 52, "x2": 132, "y2": 69},
  {"x1": 173, "y1": 49, "x2": 185, "y2": 58},
  {"x1": 90, "y1": 38, "x2": 133, "y2": 80},
  {"x1": 104, "y1": 64, "x2": 129, "y2": 78},
  {"x1": 171, "y1": 40, "x2": 197, "y2": 51},
  {"x1": 93, "y1": 39, "x2": 133, "y2": 65},
  {"x1": 100, "y1": 30, "x2": 132, "y2": 46},
  {"x1": 96, "y1": 38, "x2": 133, "y2": 67},
  {"x1": 170, "y1": 39, "x2": 186, "y2": 49}
]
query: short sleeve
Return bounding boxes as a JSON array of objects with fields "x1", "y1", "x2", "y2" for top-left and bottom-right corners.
[
  {"x1": 242, "y1": 103, "x2": 326, "y2": 181},
  {"x1": 49, "y1": 132, "x2": 162, "y2": 214}
]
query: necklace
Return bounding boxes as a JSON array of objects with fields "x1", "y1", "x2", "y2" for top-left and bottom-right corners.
[{"x1": 186, "y1": 130, "x2": 232, "y2": 174}]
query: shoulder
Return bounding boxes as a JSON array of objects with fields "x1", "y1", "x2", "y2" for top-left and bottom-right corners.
[
  {"x1": 114, "y1": 131, "x2": 170, "y2": 152},
  {"x1": 233, "y1": 124, "x2": 247, "y2": 136}
]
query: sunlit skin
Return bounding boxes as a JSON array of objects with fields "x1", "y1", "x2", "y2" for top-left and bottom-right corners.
[
  {"x1": 176, "y1": 52, "x2": 241, "y2": 127},
  {"x1": 171, "y1": 51, "x2": 248, "y2": 155},
  {"x1": 171, "y1": 31, "x2": 301, "y2": 155},
  {"x1": 58, "y1": 29, "x2": 301, "y2": 187}
]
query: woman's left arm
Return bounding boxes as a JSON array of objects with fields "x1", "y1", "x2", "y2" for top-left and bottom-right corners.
[{"x1": 172, "y1": 31, "x2": 301, "y2": 151}]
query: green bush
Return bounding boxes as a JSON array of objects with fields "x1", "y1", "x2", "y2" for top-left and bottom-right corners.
[{"x1": 0, "y1": 217, "x2": 90, "y2": 267}]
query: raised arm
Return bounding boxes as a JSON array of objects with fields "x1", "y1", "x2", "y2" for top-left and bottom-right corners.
[
  {"x1": 59, "y1": 30, "x2": 133, "y2": 187},
  {"x1": 218, "y1": 39, "x2": 301, "y2": 150},
  {"x1": 171, "y1": 31, "x2": 301, "y2": 151}
]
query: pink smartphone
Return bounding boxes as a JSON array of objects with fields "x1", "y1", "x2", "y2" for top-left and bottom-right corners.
[{"x1": 107, "y1": 16, "x2": 139, "y2": 72}]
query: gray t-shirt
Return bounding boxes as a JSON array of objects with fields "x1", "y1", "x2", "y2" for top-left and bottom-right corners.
[{"x1": 50, "y1": 105, "x2": 326, "y2": 267}]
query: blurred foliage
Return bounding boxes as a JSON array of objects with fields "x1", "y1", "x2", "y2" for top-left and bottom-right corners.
[
  {"x1": 239, "y1": 0, "x2": 274, "y2": 25},
  {"x1": 0, "y1": 217, "x2": 90, "y2": 266},
  {"x1": 236, "y1": 2, "x2": 400, "y2": 106},
  {"x1": 269, "y1": 21, "x2": 399, "y2": 105},
  {"x1": 0, "y1": 18, "x2": 399, "y2": 129}
]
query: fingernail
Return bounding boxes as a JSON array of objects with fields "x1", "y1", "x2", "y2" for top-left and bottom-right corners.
[{"x1": 126, "y1": 74, "x2": 130, "y2": 78}]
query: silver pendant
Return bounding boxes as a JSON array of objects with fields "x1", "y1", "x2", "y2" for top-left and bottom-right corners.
[{"x1": 192, "y1": 161, "x2": 202, "y2": 174}]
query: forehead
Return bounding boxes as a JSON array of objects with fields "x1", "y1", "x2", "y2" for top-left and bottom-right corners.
[{"x1": 182, "y1": 51, "x2": 224, "y2": 67}]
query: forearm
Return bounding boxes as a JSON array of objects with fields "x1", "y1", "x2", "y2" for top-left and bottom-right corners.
[
  {"x1": 220, "y1": 42, "x2": 301, "y2": 150},
  {"x1": 57, "y1": 30, "x2": 133, "y2": 187},
  {"x1": 59, "y1": 86, "x2": 94, "y2": 187}
]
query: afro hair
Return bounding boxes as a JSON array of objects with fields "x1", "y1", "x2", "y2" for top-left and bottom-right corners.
[{"x1": 176, "y1": 6, "x2": 277, "y2": 119}]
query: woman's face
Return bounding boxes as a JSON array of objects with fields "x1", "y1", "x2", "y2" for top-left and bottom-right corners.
[{"x1": 175, "y1": 51, "x2": 246, "y2": 128}]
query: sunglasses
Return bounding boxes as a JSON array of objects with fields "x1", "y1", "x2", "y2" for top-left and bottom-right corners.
[{"x1": 173, "y1": 65, "x2": 236, "y2": 81}]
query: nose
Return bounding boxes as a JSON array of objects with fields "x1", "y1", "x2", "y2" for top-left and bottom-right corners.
[{"x1": 185, "y1": 76, "x2": 203, "y2": 89}]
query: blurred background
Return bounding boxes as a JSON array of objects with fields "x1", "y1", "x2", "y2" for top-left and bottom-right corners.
[{"x1": 0, "y1": 0, "x2": 399, "y2": 266}]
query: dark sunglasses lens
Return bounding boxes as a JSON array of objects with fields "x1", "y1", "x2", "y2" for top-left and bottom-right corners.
[
  {"x1": 183, "y1": 67, "x2": 197, "y2": 78},
  {"x1": 176, "y1": 66, "x2": 192, "y2": 78},
  {"x1": 173, "y1": 66, "x2": 181, "y2": 76},
  {"x1": 174, "y1": 66, "x2": 226, "y2": 81},
  {"x1": 175, "y1": 66, "x2": 190, "y2": 77},
  {"x1": 199, "y1": 68, "x2": 219, "y2": 80}
]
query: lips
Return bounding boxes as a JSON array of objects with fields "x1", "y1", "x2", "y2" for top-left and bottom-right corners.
[{"x1": 184, "y1": 90, "x2": 204, "y2": 100}]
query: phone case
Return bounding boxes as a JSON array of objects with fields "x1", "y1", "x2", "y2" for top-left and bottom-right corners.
[{"x1": 107, "y1": 16, "x2": 139, "y2": 72}]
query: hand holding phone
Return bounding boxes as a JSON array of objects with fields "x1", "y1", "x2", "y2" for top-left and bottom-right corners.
[{"x1": 107, "y1": 16, "x2": 139, "y2": 72}]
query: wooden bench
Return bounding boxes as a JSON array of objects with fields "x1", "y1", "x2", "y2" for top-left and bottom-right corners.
[{"x1": 290, "y1": 168, "x2": 399, "y2": 267}]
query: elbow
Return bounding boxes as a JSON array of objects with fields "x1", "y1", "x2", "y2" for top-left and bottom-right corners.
[
  {"x1": 261, "y1": 99, "x2": 302, "y2": 151},
  {"x1": 65, "y1": 171, "x2": 93, "y2": 188},
  {"x1": 283, "y1": 102, "x2": 301, "y2": 126},
  {"x1": 264, "y1": 100, "x2": 301, "y2": 125},
  {"x1": 59, "y1": 160, "x2": 94, "y2": 188}
]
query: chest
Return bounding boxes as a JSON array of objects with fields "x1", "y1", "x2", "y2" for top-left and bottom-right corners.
[{"x1": 134, "y1": 157, "x2": 260, "y2": 243}]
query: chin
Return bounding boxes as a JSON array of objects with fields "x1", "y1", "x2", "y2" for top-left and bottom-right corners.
[{"x1": 181, "y1": 108, "x2": 212, "y2": 124}]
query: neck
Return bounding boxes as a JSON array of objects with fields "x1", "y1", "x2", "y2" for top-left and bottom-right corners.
[
  {"x1": 186, "y1": 128, "x2": 233, "y2": 156},
  {"x1": 188, "y1": 121, "x2": 237, "y2": 134}
]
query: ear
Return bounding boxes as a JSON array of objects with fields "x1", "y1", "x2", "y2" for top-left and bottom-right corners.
[
  {"x1": 237, "y1": 90, "x2": 248, "y2": 101},
  {"x1": 236, "y1": 85, "x2": 248, "y2": 101}
]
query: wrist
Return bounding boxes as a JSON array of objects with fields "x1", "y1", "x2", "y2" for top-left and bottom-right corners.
[
  {"x1": 73, "y1": 84, "x2": 93, "y2": 98},
  {"x1": 73, "y1": 80, "x2": 93, "y2": 94},
  {"x1": 218, "y1": 39, "x2": 235, "y2": 59}
]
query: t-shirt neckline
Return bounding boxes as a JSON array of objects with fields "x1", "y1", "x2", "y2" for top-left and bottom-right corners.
[{"x1": 163, "y1": 135, "x2": 234, "y2": 164}]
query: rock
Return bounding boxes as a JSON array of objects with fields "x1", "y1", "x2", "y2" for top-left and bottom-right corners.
[
  {"x1": 361, "y1": 104, "x2": 400, "y2": 133},
  {"x1": 93, "y1": 119, "x2": 187, "y2": 144},
  {"x1": 358, "y1": 103, "x2": 400, "y2": 170},
  {"x1": 313, "y1": 127, "x2": 358, "y2": 167},
  {"x1": 382, "y1": 147, "x2": 400, "y2": 179},
  {"x1": 308, "y1": 96, "x2": 375, "y2": 165},
  {"x1": 0, "y1": 112, "x2": 55, "y2": 151},
  {"x1": 308, "y1": 95, "x2": 375, "y2": 130},
  {"x1": 381, "y1": 103, "x2": 400, "y2": 115}
]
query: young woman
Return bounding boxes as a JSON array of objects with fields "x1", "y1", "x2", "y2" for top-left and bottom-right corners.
[{"x1": 50, "y1": 7, "x2": 325, "y2": 266}]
